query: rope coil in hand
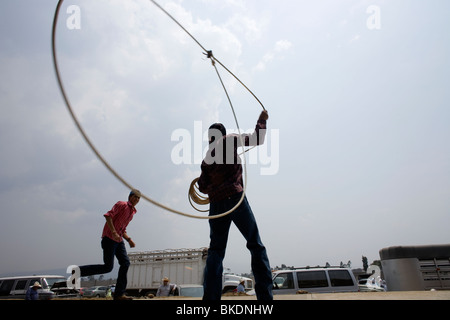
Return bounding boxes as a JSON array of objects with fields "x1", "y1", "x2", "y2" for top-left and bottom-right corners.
[
  {"x1": 52, "y1": 0, "x2": 265, "y2": 219},
  {"x1": 188, "y1": 178, "x2": 209, "y2": 213}
]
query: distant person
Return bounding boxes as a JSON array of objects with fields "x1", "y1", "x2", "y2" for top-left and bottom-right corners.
[
  {"x1": 25, "y1": 282, "x2": 41, "y2": 300},
  {"x1": 198, "y1": 110, "x2": 273, "y2": 301},
  {"x1": 78, "y1": 189, "x2": 141, "y2": 300},
  {"x1": 380, "y1": 279, "x2": 387, "y2": 291},
  {"x1": 236, "y1": 279, "x2": 245, "y2": 294},
  {"x1": 156, "y1": 277, "x2": 177, "y2": 297}
]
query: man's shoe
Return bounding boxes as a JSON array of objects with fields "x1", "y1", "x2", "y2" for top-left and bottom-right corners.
[{"x1": 114, "y1": 295, "x2": 133, "y2": 300}]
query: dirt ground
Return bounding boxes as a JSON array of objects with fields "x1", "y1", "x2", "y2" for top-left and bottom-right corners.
[{"x1": 71, "y1": 290, "x2": 450, "y2": 300}]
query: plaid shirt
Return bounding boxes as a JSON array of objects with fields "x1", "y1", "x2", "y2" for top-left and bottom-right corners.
[
  {"x1": 102, "y1": 201, "x2": 137, "y2": 242},
  {"x1": 198, "y1": 119, "x2": 267, "y2": 202}
]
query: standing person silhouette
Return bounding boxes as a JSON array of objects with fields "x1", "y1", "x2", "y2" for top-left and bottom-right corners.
[{"x1": 198, "y1": 110, "x2": 273, "y2": 301}]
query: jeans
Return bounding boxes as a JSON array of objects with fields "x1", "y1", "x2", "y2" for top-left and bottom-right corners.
[
  {"x1": 79, "y1": 236, "x2": 130, "y2": 297},
  {"x1": 203, "y1": 192, "x2": 273, "y2": 301}
]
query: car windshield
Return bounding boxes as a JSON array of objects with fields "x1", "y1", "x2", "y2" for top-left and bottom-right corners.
[
  {"x1": 179, "y1": 287, "x2": 203, "y2": 297},
  {"x1": 45, "y1": 277, "x2": 65, "y2": 289}
]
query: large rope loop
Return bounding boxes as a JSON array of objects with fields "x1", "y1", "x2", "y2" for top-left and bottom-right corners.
[{"x1": 52, "y1": 0, "x2": 264, "y2": 219}]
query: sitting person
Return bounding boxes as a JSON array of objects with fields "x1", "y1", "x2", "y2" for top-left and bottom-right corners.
[{"x1": 156, "y1": 277, "x2": 177, "y2": 296}]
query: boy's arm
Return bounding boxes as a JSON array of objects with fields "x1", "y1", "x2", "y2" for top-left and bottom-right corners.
[{"x1": 105, "y1": 216, "x2": 121, "y2": 242}]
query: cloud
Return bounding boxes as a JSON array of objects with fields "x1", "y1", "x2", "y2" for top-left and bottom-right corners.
[
  {"x1": 253, "y1": 40, "x2": 293, "y2": 72},
  {"x1": 349, "y1": 34, "x2": 361, "y2": 43}
]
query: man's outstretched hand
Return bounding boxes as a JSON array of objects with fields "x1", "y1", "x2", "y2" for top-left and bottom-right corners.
[{"x1": 259, "y1": 110, "x2": 269, "y2": 121}]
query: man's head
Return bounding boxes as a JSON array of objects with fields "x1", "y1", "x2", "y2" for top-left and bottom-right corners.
[
  {"x1": 208, "y1": 123, "x2": 226, "y2": 144},
  {"x1": 129, "y1": 189, "x2": 141, "y2": 206}
]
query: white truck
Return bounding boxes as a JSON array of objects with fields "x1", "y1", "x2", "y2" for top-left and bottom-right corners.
[
  {"x1": 222, "y1": 268, "x2": 254, "y2": 294},
  {"x1": 126, "y1": 248, "x2": 253, "y2": 296}
]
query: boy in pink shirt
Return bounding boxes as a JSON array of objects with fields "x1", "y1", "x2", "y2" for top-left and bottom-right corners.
[{"x1": 79, "y1": 189, "x2": 141, "y2": 300}]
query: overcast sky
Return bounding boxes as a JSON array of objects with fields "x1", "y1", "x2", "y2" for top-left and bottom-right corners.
[{"x1": 1, "y1": 0, "x2": 449, "y2": 278}]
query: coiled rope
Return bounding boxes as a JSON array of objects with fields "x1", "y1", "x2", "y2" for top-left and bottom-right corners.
[
  {"x1": 188, "y1": 178, "x2": 209, "y2": 213},
  {"x1": 51, "y1": 0, "x2": 265, "y2": 219}
]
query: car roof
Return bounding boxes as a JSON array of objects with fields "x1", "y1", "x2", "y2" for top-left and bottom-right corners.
[
  {"x1": 0, "y1": 275, "x2": 65, "y2": 281},
  {"x1": 273, "y1": 268, "x2": 352, "y2": 273},
  {"x1": 178, "y1": 284, "x2": 203, "y2": 288}
]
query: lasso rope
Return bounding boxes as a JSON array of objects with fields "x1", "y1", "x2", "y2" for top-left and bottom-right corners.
[
  {"x1": 51, "y1": 0, "x2": 265, "y2": 219},
  {"x1": 188, "y1": 178, "x2": 209, "y2": 213}
]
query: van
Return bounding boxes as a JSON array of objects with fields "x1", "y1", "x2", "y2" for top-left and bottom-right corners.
[
  {"x1": 0, "y1": 275, "x2": 66, "y2": 300},
  {"x1": 272, "y1": 268, "x2": 358, "y2": 294},
  {"x1": 173, "y1": 284, "x2": 204, "y2": 298}
]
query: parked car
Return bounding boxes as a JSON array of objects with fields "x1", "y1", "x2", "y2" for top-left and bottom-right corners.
[
  {"x1": 50, "y1": 280, "x2": 80, "y2": 298},
  {"x1": 173, "y1": 284, "x2": 204, "y2": 297},
  {"x1": 82, "y1": 286, "x2": 108, "y2": 298},
  {"x1": 0, "y1": 275, "x2": 66, "y2": 300},
  {"x1": 358, "y1": 278, "x2": 386, "y2": 292},
  {"x1": 272, "y1": 268, "x2": 359, "y2": 294}
]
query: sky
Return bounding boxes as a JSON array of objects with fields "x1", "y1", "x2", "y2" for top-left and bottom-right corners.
[{"x1": 0, "y1": 0, "x2": 449, "y2": 278}]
